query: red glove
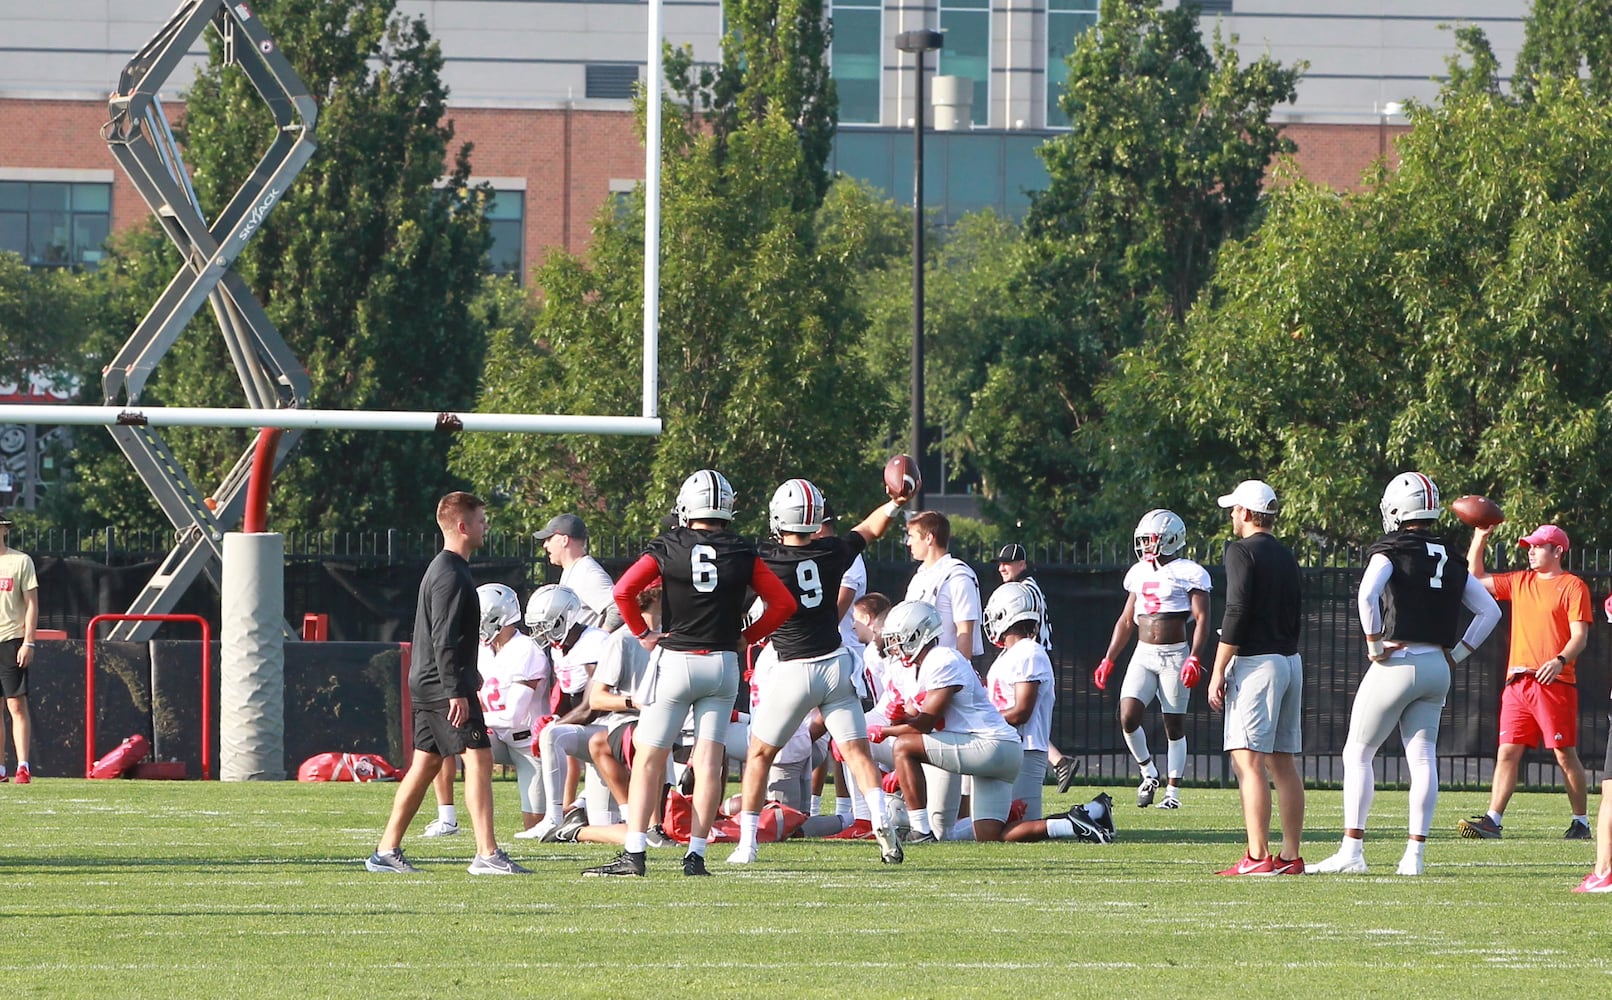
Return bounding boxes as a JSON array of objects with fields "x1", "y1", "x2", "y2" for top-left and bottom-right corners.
[
  {"x1": 1094, "y1": 657, "x2": 1115, "y2": 691},
  {"x1": 880, "y1": 770, "x2": 901, "y2": 794},
  {"x1": 1180, "y1": 655, "x2": 1203, "y2": 689},
  {"x1": 830, "y1": 740, "x2": 844, "y2": 763},
  {"x1": 531, "y1": 714, "x2": 557, "y2": 755},
  {"x1": 887, "y1": 699, "x2": 911, "y2": 724},
  {"x1": 866, "y1": 724, "x2": 886, "y2": 744}
]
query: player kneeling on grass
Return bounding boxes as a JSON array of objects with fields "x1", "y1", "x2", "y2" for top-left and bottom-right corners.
[
  {"x1": 1312, "y1": 473, "x2": 1501, "y2": 877},
  {"x1": 982, "y1": 582, "x2": 1055, "y2": 818},
  {"x1": 870, "y1": 600, "x2": 1025, "y2": 846},
  {"x1": 1095, "y1": 510, "x2": 1212, "y2": 810}
]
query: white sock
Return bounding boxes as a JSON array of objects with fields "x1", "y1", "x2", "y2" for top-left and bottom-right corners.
[
  {"x1": 687, "y1": 836, "x2": 708, "y2": 857},
  {"x1": 437, "y1": 804, "x2": 457, "y2": 825},
  {"x1": 1163, "y1": 784, "x2": 1181, "y2": 802},
  {"x1": 16, "y1": 759, "x2": 26, "y2": 770},
  {"x1": 1166, "y1": 737, "x2": 1186, "y2": 780},
  {"x1": 1575, "y1": 814, "x2": 1589, "y2": 826},
  {"x1": 1402, "y1": 839, "x2": 1425, "y2": 860},
  {"x1": 835, "y1": 796, "x2": 853, "y2": 822},
  {"x1": 810, "y1": 794, "x2": 822, "y2": 816},
  {"x1": 1124, "y1": 729, "x2": 1153, "y2": 773},
  {"x1": 1046, "y1": 817, "x2": 1075, "y2": 839},
  {"x1": 862, "y1": 789, "x2": 887, "y2": 828},
  {"x1": 624, "y1": 831, "x2": 647, "y2": 853},
  {"x1": 943, "y1": 817, "x2": 973, "y2": 840},
  {"x1": 910, "y1": 808, "x2": 932, "y2": 836},
  {"x1": 1339, "y1": 834, "x2": 1364, "y2": 857},
  {"x1": 738, "y1": 811, "x2": 759, "y2": 846},
  {"x1": 1487, "y1": 810, "x2": 1503, "y2": 826}
]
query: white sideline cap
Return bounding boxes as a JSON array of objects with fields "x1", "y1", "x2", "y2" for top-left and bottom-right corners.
[{"x1": 1217, "y1": 480, "x2": 1279, "y2": 515}]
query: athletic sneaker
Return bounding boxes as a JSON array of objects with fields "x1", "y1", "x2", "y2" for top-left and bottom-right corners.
[
  {"x1": 682, "y1": 852, "x2": 712, "y2": 876},
  {"x1": 1572, "y1": 871, "x2": 1612, "y2": 893},
  {"x1": 726, "y1": 843, "x2": 758, "y2": 865},
  {"x1": 468, "y1": 848, "x2": 532, "y2": 875},
  {"x1": 1457, "y1": 814, "x2": 1502, "y2": 839},
  {"x1": 421, "y1": 818, "x2": 459, "y2": 837},
  {"x1": 826, "y1": 818, "x2": 875, "y2": 840},
  {"x1": 582, "y1": 850, "x2": 646, "y2": 877},
  {"x1": 1136, "y1": 774, "x2": 1160, "y2": 808},
  {"x1": 646, "y1": 825, "x2": 678, "y2": 849},
  {"x1": 553, "y1": 805, "x2": 588, "y2": 843},
  {"x1": 514, "y1": 819, "x2": 555, "y2": 841},
  {"x1": 1089, "y1": 793, "x2": 1117, "y2": 840},
  {"x1": 1310, "y1": 849, "x2": 1367, "y2": 874},
  {"x1": 873, "y1": 823, "x2": 904, "y2": 864},
  {"x1": 1396, "y1": 852, "x2": 1424, "y2": 876},
  {"x1": 13, "y1": 763, "x2": 29, "y2": 785},
  {"x1": 1156, "y1": 794, "x2": 1181, "y2": 810},
  {"x1": 887, "y1": 799, "x2": 911, "y2": 842},
  {"x1": 365, "y1": 848, "x2": 420, "y2": 874},
  {"x1": 1217, "y1": 853, "x2": 1277, "y2": 876},
  {"x1": 903, "y1": 830, "x2": 939, "y2": 845},
  {"x1": 1065, "y1": 805, "x2": 1113, "y2": 845},
  {"x1": 1565, "y1": 819, "x2": 1593, "y2": 841},
  {"x1": 1053, "y1": 757, "x2": 1080, "y2": 794},
  {"x1": 1270, "y1": 855, "x2": 1305, "y2": 876}
]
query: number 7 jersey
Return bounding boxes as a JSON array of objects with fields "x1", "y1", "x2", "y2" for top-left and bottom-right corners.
[
  {"x1": 758, "y1": 534, "x2": 868, "y2": 661},
  {"x1": 1123, "y1": 556, "x2": 1213, "y2": 619}
]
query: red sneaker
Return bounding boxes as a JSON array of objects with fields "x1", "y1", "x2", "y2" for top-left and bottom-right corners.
[
  {"x1": 825, "y1": 818, "x2": 875, "y2": 840},
  {"x1": 1269, "y1": 855, "x2": 1304, "y2": 875},
  {"x1": 13, "y1": 763, "x2": 28, "y2": 785},
  {"x1": 1217, "y1": 853, "x2": 1276, "y2": 876},
  {"x1": 1572, "y1": 871, "x2": 1612, "y2": 894}
]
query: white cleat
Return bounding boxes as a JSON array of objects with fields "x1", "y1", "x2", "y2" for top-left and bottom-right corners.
[
  {"x1": 886, "y1": 799, "x2": 911, "y2": 842},
  {"x1": 1310, "y1": 849, "x2": 1368, "y2": 874},
  {"x1": 1396, "y1": 853, "x2": 1424, "y2": 876},
  {"x1": 421, "y1": 819, "x2": 460, "y2": 837},
  {"x1": 512, "y1": 820, "x2": 553, "y2": 840},
  {"x1": 726, "y1": 843, "x2": 758, "y2": 865},
  {"x1": 873, "y1": 823, "x2": 904, "y2": 864}
]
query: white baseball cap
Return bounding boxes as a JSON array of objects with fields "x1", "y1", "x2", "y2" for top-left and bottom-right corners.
[{"x1": 1217, "y1": 480, "x2": 1279, "y2": 515}]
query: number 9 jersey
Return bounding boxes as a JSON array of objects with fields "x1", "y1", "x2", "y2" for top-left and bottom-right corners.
[
  {"x1": 1123, "y1": 556, "x2": 1213, "y2": 620},
  {"x1": 758, "y1": 533, "x2": 869, "y2": 661}
]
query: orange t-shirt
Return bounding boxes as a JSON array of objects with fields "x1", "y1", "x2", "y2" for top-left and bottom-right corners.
[{"x1": 1490, "y1": 570, "x2": 1593, "y2": 684}]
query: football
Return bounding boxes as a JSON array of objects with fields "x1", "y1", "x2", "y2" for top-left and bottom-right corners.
[
  {"x1": 1451, "y1": 494, "x2": 1505, "y2": 529},
  {"x1": 883, "y1": 453, "x2": 922, "y2": 499}
]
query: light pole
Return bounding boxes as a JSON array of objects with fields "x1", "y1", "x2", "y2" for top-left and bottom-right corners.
[{"x1": 895, "y1": 28, "x2": 943, "y2": 510}]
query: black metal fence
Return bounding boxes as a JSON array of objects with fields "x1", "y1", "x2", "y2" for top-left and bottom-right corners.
[{"x1": 16, "y1": 527, "x2": 1611, "y2": 789}]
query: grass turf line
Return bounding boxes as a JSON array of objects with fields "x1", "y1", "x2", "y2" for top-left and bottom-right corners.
[{"x1": 0, "y1": 779, "x2": 1607, "y2": 998}]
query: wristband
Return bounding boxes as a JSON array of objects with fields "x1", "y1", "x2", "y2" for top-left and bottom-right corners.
[
  {"x1": 635, "y1": 627, "x2": 651, "y2": 640},
  {"x1": 1449, "y1": 643, "x2": 1471, "y2": 664},
  {"x1": 20, "y1": 642, "x2": 33, "y2": 648},
  {"x1": 883, "y1": 500, "x2": 904, "y2": 518},
  {"x1": 1365, "y1": 636, "x2": 1385, "y2": 659}
]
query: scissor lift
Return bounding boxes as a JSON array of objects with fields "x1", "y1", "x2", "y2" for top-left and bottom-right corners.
[{"x1": 101, "y1": 1, "x2": 316, "y2": 640}]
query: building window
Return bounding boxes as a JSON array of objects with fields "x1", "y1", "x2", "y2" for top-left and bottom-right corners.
[
  {"x1": 0, "y1": 180, "x2": 111, "y2": 269},
  {"x1": 830, "y1": 0, "x2": 882, "y2": 124},
  {"x1": 1197, "y1": 0, "x2": 1232, "y2": 13},
  {"x1": 585, "y1": 64, "x2": 640, "y2": 100},
  {"x1": 1046, "y1": 0, "x2": 1099, "y2": 128},
  {"x1": 486, "y1": 190, "x2": 524, "y2": 280},
  {"x1": 939, "y1": 0, "x2": 990, "y2": 126}
]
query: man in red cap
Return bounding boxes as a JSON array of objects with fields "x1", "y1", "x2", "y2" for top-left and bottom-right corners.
[{"x1": 1460, "y1": 523, "x2": 1593, "y2": 841}]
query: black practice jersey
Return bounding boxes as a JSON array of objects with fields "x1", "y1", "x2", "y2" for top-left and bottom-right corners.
[
  {"x1": 1367, "y1": 530, "x2": 1467, "y2": 647},
  {"x1": 759, "y1": 533, "x2": 868, "y2": 660},
  {"x1": 646, "y1": 526, "x2": 759, "y2": 653}
]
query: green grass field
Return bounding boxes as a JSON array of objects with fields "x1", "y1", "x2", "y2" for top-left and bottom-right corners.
[{"x1": 3, "y1": 777, "x2": 1608, "y2": 998}]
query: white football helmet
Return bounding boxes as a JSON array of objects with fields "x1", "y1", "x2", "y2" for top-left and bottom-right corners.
[
  {"x1": 476, "y1": 583, "x2": 522, "y2": 643},
  {"x1": 768, "y1": 478, "x2": 826, "y2": 537},
  {"x1": 984, "y1": 581, "x2": 1044, "y2": 647},
  {"x1": 524, "y1": 584, "x2": 584, "y2": 647},
  {"x1": 675, "y1": 469, "x2": 736, "y2": 525},
  {"x1": 882, "y1": 600, "x2": 943, "y2": 667},
  {"x1": 1134, "y1": 509, "x2": 1187, "y2": 562},
  {"x1": 1380, "y1": 471, "x2": 1441, "y2": 532}
]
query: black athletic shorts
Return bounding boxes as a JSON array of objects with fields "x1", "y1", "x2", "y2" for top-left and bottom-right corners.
[
  {"x1": 412, "y1": 698, "x2": 491, "y2": 755},
  {"x1": 606, "y1": 722, "x2": 637, "y2": 769},
  {"x1": 1604, "y1": 716, "x2": 1611, "y2": 775},
  {"x1": 0, "y1": 638, "x2": 27, "y2": 699}
]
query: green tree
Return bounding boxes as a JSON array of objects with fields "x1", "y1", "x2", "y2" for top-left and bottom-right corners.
[
  {"x1": 73, "y1": 0, "x2": 489, "y2": 530},
  {"x1": 1095, "y1": 78, "x2": 1612, "y2": 544},
  {"x1": 1515, "y1": 0, "x2": 1612, "y2": 101},
  {"x1": 0, "y1": 252, "x2": 93, "y2": 385},
  {"x1": 451, "y1": 5, "x2": 899, "y2": 537}
]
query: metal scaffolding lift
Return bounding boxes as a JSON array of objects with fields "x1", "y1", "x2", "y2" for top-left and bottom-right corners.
[{"x1": 101, "y1": 1, "x2": 316, "y2": 641}]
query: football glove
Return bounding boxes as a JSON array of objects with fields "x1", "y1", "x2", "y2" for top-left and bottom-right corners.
[
  {"x1": 1180, "y1": 655, "x2": 1203, "y2": 689},
  {"x1": 1094, "y1": 657, "x2": 1115, "y2": 691},
  {"x1": 880, "y1": 770, "x2": 901, "y2": 794},
  {"x1": 866, "y1": 724, "x2": 886, "y2": 744}
]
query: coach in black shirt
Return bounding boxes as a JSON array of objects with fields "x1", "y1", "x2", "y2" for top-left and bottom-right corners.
[{"x1": 1207, "y1": 479, "x2": 1306, "y2": 876}]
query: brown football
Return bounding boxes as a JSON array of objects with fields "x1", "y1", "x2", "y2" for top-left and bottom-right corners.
[
  {"x1": 883, "y1": 453, "x2": 922, "y2": 499},
  {"x1": 1451, "y1": 495, "x2": 1504, "y2": 528}
]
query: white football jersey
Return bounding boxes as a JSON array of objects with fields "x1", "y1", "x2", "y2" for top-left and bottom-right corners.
[
  {"x1": 1123, "y1": 557, "x2": 1212, "y2": 620},
  {"x1": 552, "y1": 624, "x2": 611, "y2": 694},
  {"x1": 905, "y1": 554, "x2": 985, "y2": 656},
  {"x1": 985, "y1": 639, "x2": 1055, "y2": 751},
  {"x1": 477, "y1": 631, "x2": 549, "y2": 732},
  {"x1": 895, "y1": 646, "x2": 1018, "y2": 741}
]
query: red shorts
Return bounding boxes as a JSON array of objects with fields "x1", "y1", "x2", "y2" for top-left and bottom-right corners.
[{"x1": 1498, "y1": 675, "x2": 1579, "y2": 749}]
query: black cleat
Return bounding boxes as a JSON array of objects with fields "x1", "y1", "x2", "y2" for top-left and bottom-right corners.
[
  {"x1": 682, "y1": 852, "x2": 712, "y2": 876},
  {"x1": 1053, "y1": 757, "x2": 1080, "y2": 794},
  {"x1": 582, "y1": 850, "x2": 646, "y2": 877},
  {"x1": 554, "y1": 804, "x2": 589, "y2": 843}
]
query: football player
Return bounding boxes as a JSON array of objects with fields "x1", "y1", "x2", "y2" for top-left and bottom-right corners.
[
  {"x1": 1313, "y1": 473, "x2": 1501, "y2": 876},
  {"x1": 995, "y1": 544, "x2": 1080, "y2": 795},
  {"x1": 903, "y1": 511, "x2": 984, "y2": 661},
  {"x1": 583, "y1": 470, "x2": 796, "y2": 877},
  {"x1": 983, "y1": 581, "x2": 1056, "y2": 818},
  {"x1": 727, "y1": 479, "x2": 911, "y2": 865},
  {"x1": 524, "y1": 585, "x2": 612, "y2": 841},
  {"x1": 870, "y1": 600, "x2": 1024, "y2": 845},
  {"x1": 1095, "y1": 509, "x2": 1212, "y2": 809},
  {"x1": 474, "y1": 584, "x2": 551, "y2": 834}
]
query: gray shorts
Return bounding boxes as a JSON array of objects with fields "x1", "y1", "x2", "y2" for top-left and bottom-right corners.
[
  {"x1": 1222, "y1": 652, "x2": 1303, "y2": 754},
  {"x1": 1120, "y1": 641, "x2": 1191, "y2": 714},
  {"x1": 1346, "y1": 649, "x2": 1449, "y2": 751},
  {"x1": 921, "y1": 732, "x2": 1024, "y2": 822},
  {"x1": 749, "y1": 646, "x2": 865, "y2": 748},
  {"x1": 634, "y1": 648, "x2": 739, "y2": 749}
]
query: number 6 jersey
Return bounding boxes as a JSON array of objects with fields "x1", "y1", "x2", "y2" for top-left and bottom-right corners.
[
  {"x1": 618, "y1": 525, "x2": 795, "y2": 654},
  {"x1": 1123, "y1": 555, "x2": 1213, "y2": 620}
]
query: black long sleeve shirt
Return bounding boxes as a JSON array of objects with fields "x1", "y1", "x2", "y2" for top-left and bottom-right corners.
[{"x1": 1220, "y1": 531, "x2": 1301, "y2": 656}]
